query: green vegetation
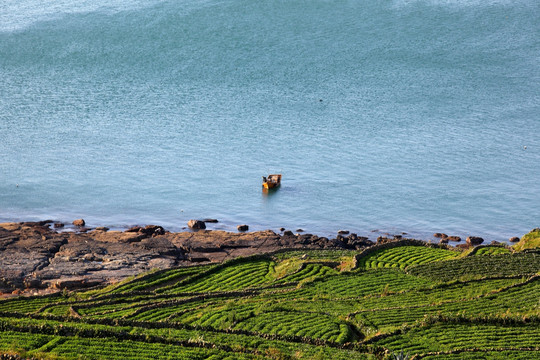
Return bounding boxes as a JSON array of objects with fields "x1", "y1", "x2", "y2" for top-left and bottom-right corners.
[
  {"x1": 1, "y1": 242, "x2": 539, "y2": 359},
  {"x1": 514, "y1": 228, "x2": 540, "y2": 251}
]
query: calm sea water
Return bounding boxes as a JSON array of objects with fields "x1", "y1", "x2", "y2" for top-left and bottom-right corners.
[{"x1": 1, "y1": 0, "x2": 539, "y2": 241}]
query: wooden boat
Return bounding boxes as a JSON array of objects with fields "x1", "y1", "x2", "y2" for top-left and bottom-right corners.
[{"x1": 262, "y1": 174, "x2": 281, "y2": 189}]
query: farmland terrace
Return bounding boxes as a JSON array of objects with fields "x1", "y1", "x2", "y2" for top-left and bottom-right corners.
[{"x1": 0, "y1": 223, "x2": 539, "y2": 359}]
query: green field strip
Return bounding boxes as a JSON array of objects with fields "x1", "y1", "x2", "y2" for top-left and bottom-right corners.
[
  {"x1": 354, "y1": 278, "x2": 540, "y2": 331},
  {"x1": 353, "y1": 277, "x2": 524, "y2": 311},
  {"x1": 0, "y1": 294, "x2": 63, "y2": 313},
  {"x1": 372, "y1": 322, "x2": 540, "y2": 354},
  {"x1": 407, "y1": 252, "x2": 540, "y2": 281},
  {"x1": 356, "y1": 246, "x2": 459, "y2": 270},
  {"x1": 473, "y1": 246, "x2": 512, "y2": 256},
  {"x1": 0, "y1": 331, "x2": 53, "y2": 353},
  {"x1": 278, "y1": 263, "x2": 338, "y2": 283},
  {"x1": 0, "y1": 314, "x2": 375, "y2": 359},
  {"x1": 233, "y1": 310, "x2": 355, "y2": 344},
  {"x1": 162, "y1": 259, "x2": 276, "y2": 293},
  {"x1": 419, "y1": 349, "x2": 540, "y2": 359},
  {"x1": 102, "y1": 266, "x2": 208, "y2": 294},
  {"x1": 274, "y1": 269, "x2": 433, "y2": 300},
  {"x1": 46, "y1": 337, "x2": 262, "y2": 360}
]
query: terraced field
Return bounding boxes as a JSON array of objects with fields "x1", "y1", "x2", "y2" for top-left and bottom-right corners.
[{"x1": 0, "y1": 243, "x2": 539, "y2": 359}]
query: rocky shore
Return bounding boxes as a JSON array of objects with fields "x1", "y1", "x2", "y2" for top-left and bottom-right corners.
[
  {"x1": 1, "y1": 220, "x2": 520, "y2": 296},
  {"x1": 0, "y1": 220, "x2": 378, "y2": 296}
]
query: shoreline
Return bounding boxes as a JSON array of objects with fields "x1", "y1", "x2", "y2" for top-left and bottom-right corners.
[
  {"x1": 0, "y1": 213, "x2": 525, "y2": 245},
  {"x1": 0, "y1": 219, "x2": 522, "y2": 297}
]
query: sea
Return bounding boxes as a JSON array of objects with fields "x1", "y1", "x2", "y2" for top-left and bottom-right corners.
[{"x1": 1, "y1": 0, "x2": 539, "y2": 242}]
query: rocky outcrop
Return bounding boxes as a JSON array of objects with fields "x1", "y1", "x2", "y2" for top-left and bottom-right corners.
[
  {"x1": 466, "y1": 236, "x2": 484, "y2": 246},
  {"x1": 72, "y1": 219, "x2": 85, "y2": 227},
  {"x1": 188, "y1": 220, "x2": 206, "y2": 230},
  {"x1": 237, "y1": 224, "x2": 249, "y2": 232}
]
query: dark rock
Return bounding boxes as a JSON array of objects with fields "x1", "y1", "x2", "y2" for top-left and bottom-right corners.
[
  {"x1": 297, "y1": 234, "x2": 313, "y2": 245},
  {"x1": 377, "y1": 236, "x2": 395, "y2": 244},
  {"x1": 283, "y1": 230, "x2": 294, "y2": 237},
  {"x1": 126, "y1": 226, "x2": 142, "y2": 233},
  {"x1": 203, "y1": 219, "x2": 219, "y2": 223},
  {"x1": 348, "y1": 233, "x2": 358, "y2": 241},
  {"x1": 237, "y1": 224, "x2": 249, "y2": 232},
  {"x1": 23, "y1": 277, "x2": 43, "y2": 289},
  {"x1": 490, "y1": 240, "x2": 503, "y2": 246},
  {"x1": 296, "y1": 229, "x2": 304, "y2": 233},
  {"x1": 338, "y1": 230, "x2": 349, "y2": 235},
  {"x1": 72, "y1": 219, "x2": 85, "y2": 227},
  {"x1": 188, "y1": 220, "x2": 206, "y2": 230},
  {"x1": 509, "y1": 236, "x2": 520, "y2": 243},
  {"x1": 456, "y1": 243, "x2": 471, "y2": 249},
  {"x1": 466, "y1": 236, "x2": 484, "y2": 246},
  {"x1": 279, "y1": 227, "x2": 286, "y2": 232},
  {"x1": 447, "y1": 236, "x2": 461, "y2": 242},
  {"x1": 77, "y1": 227, "x2": 90, "y2": 233},
  {"x1": 54, "y1": 278, "x2": 103, "y2": 290},
  {"x1": 143, "y1": 225, "x2": 165, "y2": 236},
  {"x1": 393, "y1": 234, "x2": 402, "y2": 240},
  {"x1": 53, "y1": 223, "x2": 65, "y2": 228},
  {"x1": 95, "y1": 227, "x2": 109, "y2": 232},
  {"x1": 439, "y1": 238, "x2": 449, "y2": 244},
  {"x1": 433, "y1": 233, "x2": 447, "y2": 238}
]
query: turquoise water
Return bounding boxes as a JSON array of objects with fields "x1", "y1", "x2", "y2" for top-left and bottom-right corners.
[{"x1": 1, "y1": 0, "x2": 539, "y2": 241}]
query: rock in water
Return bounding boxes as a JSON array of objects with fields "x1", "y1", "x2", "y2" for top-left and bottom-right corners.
[
  {"x1": 466, "y1": 236, "x2": 484, "y2": 246},
  {"x1": 72, "y1": 219, "x2": 85, "y2": 227},
  {"x1": 188, "y1": 220, "x2": 206, "y2": 230},
  {"x1": 237, "y1": 224, "x2": 249, "y2": 232}
]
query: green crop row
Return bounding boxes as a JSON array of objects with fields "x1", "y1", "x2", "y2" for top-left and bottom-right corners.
[
  {"x1": 272, "y1": 269, "x2": 433, "y2": 300},
  {"x1": 353, "y1": 277, "x2": 524, "y2": 311},
  {"x1": 407, "y1": 252, "x2": 540, "y2": 281},
  {"x1": 372, "y1": 320, "x2": 540, "y2": 355},
  {"x1": 161, "y1": 259, "x2": 275, "y2": 294},
  {"x1": 233, "y1": 310, "x2": 355, "y2": 344},
  {"x1": 418, "y1": 350, "x2": 539, "y2": 360},
  {"x1": 278, "y1": 263, "x2": 338, "y2": 283},
  {"x1": 356, "y1": 246, "x2": 459, "y2": 270},
  {"x1": 355, "y1": 277, "x2": 540, "y2": 331}
]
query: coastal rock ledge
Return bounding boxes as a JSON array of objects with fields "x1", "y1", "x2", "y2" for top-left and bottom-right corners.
[{"x1": 0, "y1": 221, "x2": 376, "y2": 295}]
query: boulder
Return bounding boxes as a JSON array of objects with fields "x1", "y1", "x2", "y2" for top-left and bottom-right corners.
[
  {"x1": 447, "y1": 236, "x2": 461, "y2": 242},
  {"x1": 237, "y1": 224, "x2": 249, "y2": 232},
  {"x1": 439, "y1": 238, "x2": 449, "y2": 244},
  {"x1": 203, "y1": 219, "x2": 219, "y2": 223},
  {"x1": 466, "y1": 236, "x2": 484, "y2": 246},
  {"x1": 72, "y1": 219, "x2": 85, "y2": 227},
  {"x1": 296, "y1": 229, "x2": 304, "y2": 233},
  {"x1": 188, "y1": 220, "x2": 206, "y2": 230},
  {"x1": 53, "y1": 223, "x2": 65, "y2": 228},
  {"x1": 142, "y1": 225, "x2": 165, "y2": 236},
  {"x1": 509, "y1": 236, "x2": 520, "y2": 243},
  {"x1": 282, "y1": 230, "x2": 294, "y2": 237},
  {"x1": 338, "y1": 230, "x2": 349, "y2": 235},
  {"x1": 433, "y1": 233, "x2": 447, "y2": 238},
  {"x1": 95, "y1": 227, "x2": 109, "y2": 232}
]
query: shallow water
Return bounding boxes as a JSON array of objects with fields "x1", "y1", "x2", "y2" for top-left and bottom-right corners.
[{"x1": 1, "y1": 0, "x2": 539, "y2": 241}]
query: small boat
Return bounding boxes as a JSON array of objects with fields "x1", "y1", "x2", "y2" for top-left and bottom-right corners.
[{"x1": 262, "y1": 174, "x2": 282, "y2": 189}]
